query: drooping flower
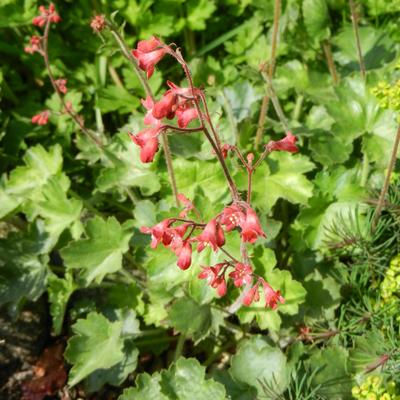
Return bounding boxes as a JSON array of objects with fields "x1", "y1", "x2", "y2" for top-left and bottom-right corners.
[
  {"x1": 220, "y1": 144, "x2": 233, "y2": 159},
  {"x1": 129, "y1": 125, "x2": 164, "y2": 163},
  {"x1": 31, "y1": 110, "x2": 50, "y2": 125},
  {"x1": 175, "y1": 105, "x2": 198, "y2": 128},
  {"x1": 198, "y1": 263, "x2": 227, "y2": 296},
  {"x1": 55, "y1": 79, "x2": 67, "y2": 94},
  {"x1": 266, "y1": 131, "x2": 298, "y2": 153},
  {"x1": 33, "y1": 3, "x2": 61, "y2": 27},
  {"x1": 240, "y1": 207, "x2": 266, "y2": 243},
  {"x1": 175, "y1": 241, "x2": 192, "y2": 270},
  {"x1": 177, "y1": 193, "x2": 195, "y2": 218},
  {"x1": 229, "y1": 263, "x2": 253, "y2": 287},
  {"x1": 140, "y1": 219, "x2": 173, "y2": 248},
  {"x1": 220, "y1": 204, "x2": 246, "y2": 232},
  {"x1": 260, "y1": 279, "x2": 285, "y2": 309},
  {"x1": 195, "y1": 219, "x2": 225, "y2": 252},
  {"x1": 132, "y1": 36, "x2": 167, "y2": 79},
  {"x1": 152, "y1": 90, "x2": 177, "y2": 120},
  {"x1": 242, "y1": 283, "x2": 260, "y2": 306},
  {"x1": 24, "y1": 36, "x2": 42, "y2": 54},
  {"x1": 141, "y1": 96, "x2": 160, "y2": 126},
  {"x1": 90, "y1": 15, "x2": 106, "y2": 33}
]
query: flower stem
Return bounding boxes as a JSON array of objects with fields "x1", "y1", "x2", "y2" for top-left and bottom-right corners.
[
  {"x1": 107, "y1": 22, "x2": 180, "y2": 206},
  {"x1": 42, "y1": 20, "x2": 103, "y2": 146},
  {"x1": 349, "y1": 0, "x2": 366, "y2": 81},
  {"x1": 322, "y1": 41, "x2": 339, "y2": 85},
  {"x1": 372, "y1": 124, "x2": 400, "y2": 231},
  {"x1": 260, "y1": 68, "x2": 290, "y2": 132},
  {"x1": 255, "y1": 0, "x2": 281, "y2": 147}
]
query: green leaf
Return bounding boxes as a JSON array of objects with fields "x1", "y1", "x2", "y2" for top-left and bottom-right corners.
[
  {"x1": 120, "y1": 358, "x2": 226, "y2": 400},
  {"x1": 324, "y1": 77, "x2": 397, "y2": 152},
  {"x1": 0, "y1": 144, "x2": 67, "y2": 218},
  {"x1": 96, "y1": 133, "x2": 161, "y2": 197},
  {"x1": 307, "y1": 346, "x2": 353, "y2": 399},
  {"x1": 85, "y1": 339, "x2": 139, "y2": 392},
  {"x1": 219, "y1": 81, "x2": 261, "y2": 123},
  {"x1": 48, "y1": 273, "x2": 76, "y2": 335},
  {"x1": 332, "y1": 25, "x2": 395, "y2": 71},
  {"x1": 248, "y1": 152, "x2": 315, "y2": 212},
  {"x1": 186, "y1": 0, "x2": 216, "y2": 30},
  {"x1": 229, "y1": 336, "x2": 288, "y2": 395},
  {"x1": 172, "y1": 158, "x2": 229, "y2": 202},
  {"x1": 169, "y1": 297, "x2": 212, "y2": 343},
  {"x1": 97, "y1": 86, "x2": 139, "y2": 114},
  {"x1": 65, "y1": 312, "x2": 125, "y2": 387},
  {"x1": 302, "y1": 0, "x2": 331, "y2": 42},
  {"x1": 33, "y1": 177, "x2": 83, "y2": 240},
  {"x1": 60, "y1": 216, "x2": 131, "y2": 285},
  {"x1": 349, "y1": 331, "x2": 387, "y2": 374},
  {"x1": 0, "y1": 221, "x2": 49, "y2": 307}
]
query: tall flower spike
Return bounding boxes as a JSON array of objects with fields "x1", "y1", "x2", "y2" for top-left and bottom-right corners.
[
  {"x1": 132, "y1": 36, "x2": 167, "y2": 79},
  {"x1": 266, "y1": 131, "x2": 298, "y2": 153}
]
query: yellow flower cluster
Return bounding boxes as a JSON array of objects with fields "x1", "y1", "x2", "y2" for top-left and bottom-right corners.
[
  {"x1": 380, "y1": 255, "x2": 400, "y2": 305},
  {"x1": 371, "y1": 80, "x2": 400, "y2": 112},
  {"x1": 352, "y1": 376, "x2": 399, "y2": 400}
]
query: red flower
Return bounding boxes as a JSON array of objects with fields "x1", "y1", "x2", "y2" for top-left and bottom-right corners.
[
  {"x1": 33, "y1": 3, "x2": 61, "y2": 27},
  {"x1": 165, "y1": 223, "x2": 189, "y2": 250},
  {"x1": 220, "y1": 204, "x2": 245, "y2": 232},
  {"x1": 213, "y1": 275, "x2": 227, "y2": 297},
  {"x1": 132, "y1": 36, "x2": 167, "y2": 79},
  {"x1": 55, "y1": 79, "x2": 67, "y2": 94},
  {"x1": 240, "y1": 208, "x2": 266, "y2": 243},
  {"x1": 167, "y1": 81, "x2": 195, "y2": 99},
  {"x1": 129, "y1": 126, "x2": 164, "y2": 163},
  {"x1": 152, "y1": 91, "x2": 177, "y2": 120},
  {"x1": 260, "y1": 279, "x2": 285, "y2": 309},
  {"x1": 175, "y1": 105, "x2": 198, "y2": 128},
  {"x1": 195, "y1": 219, "x2": 225, "y2": 252},
  {"x1": 221, "y1": 144, "x2": 233, "y2": 159},
  {"x1": 229, "y1": 263, "x2": 253, "y2": 287},
  {"x1": 31, "y1": 110, "x2": 50, "y2": 125},
  {"x1": 242, "y1": 283, "x2": 260, "y2": 306},
  {"x1": 266, "y1": 131, "x2": 298, "y2": 153},
  {"x1": 198, "y1": 264, "x2": 227, "y2": 297},
  {"x1": 141, "y1": 96, "x2": 160, "y2": 126},
  {"x1": 90, "y1": 15, "x2": 106, "y2": 32},
  {"x1": 175, "y1": 241, "x2": 192, "y2": 270},
  {"x1": 177, "y1": 193, "x2": 195, "y2": 218},
  {"x1": 140, "y1": 219, "x2": 173, "y2": 248},
  {"x1": 24, "y1": 36, "x2": 42, "y2": 54}
]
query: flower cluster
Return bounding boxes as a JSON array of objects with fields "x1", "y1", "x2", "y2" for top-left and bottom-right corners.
[
  {"x1": 32, "y1": 3, "x2": 61, "y2": 27},
  {"x1": 132, "y1": 36, "x2": 299, "y2": 309},
  {"x1": 25, "y1": 4, "x2": 71, "y2": 126},
  {"x1": 352, "y1": 376, "x2": 399, "y2": 400}
]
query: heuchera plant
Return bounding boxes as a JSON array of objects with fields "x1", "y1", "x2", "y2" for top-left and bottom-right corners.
[
  {"x1": 25, "y1": 3, "x2": 298, "y2": 312},
  {"x1": 130, "y1": 36, "x2": 298, "y2": 310}
]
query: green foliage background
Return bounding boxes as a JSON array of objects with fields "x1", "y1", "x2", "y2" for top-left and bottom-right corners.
[{"x1": 1, "y1": 0, "x2": 400, "y2": 399}]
